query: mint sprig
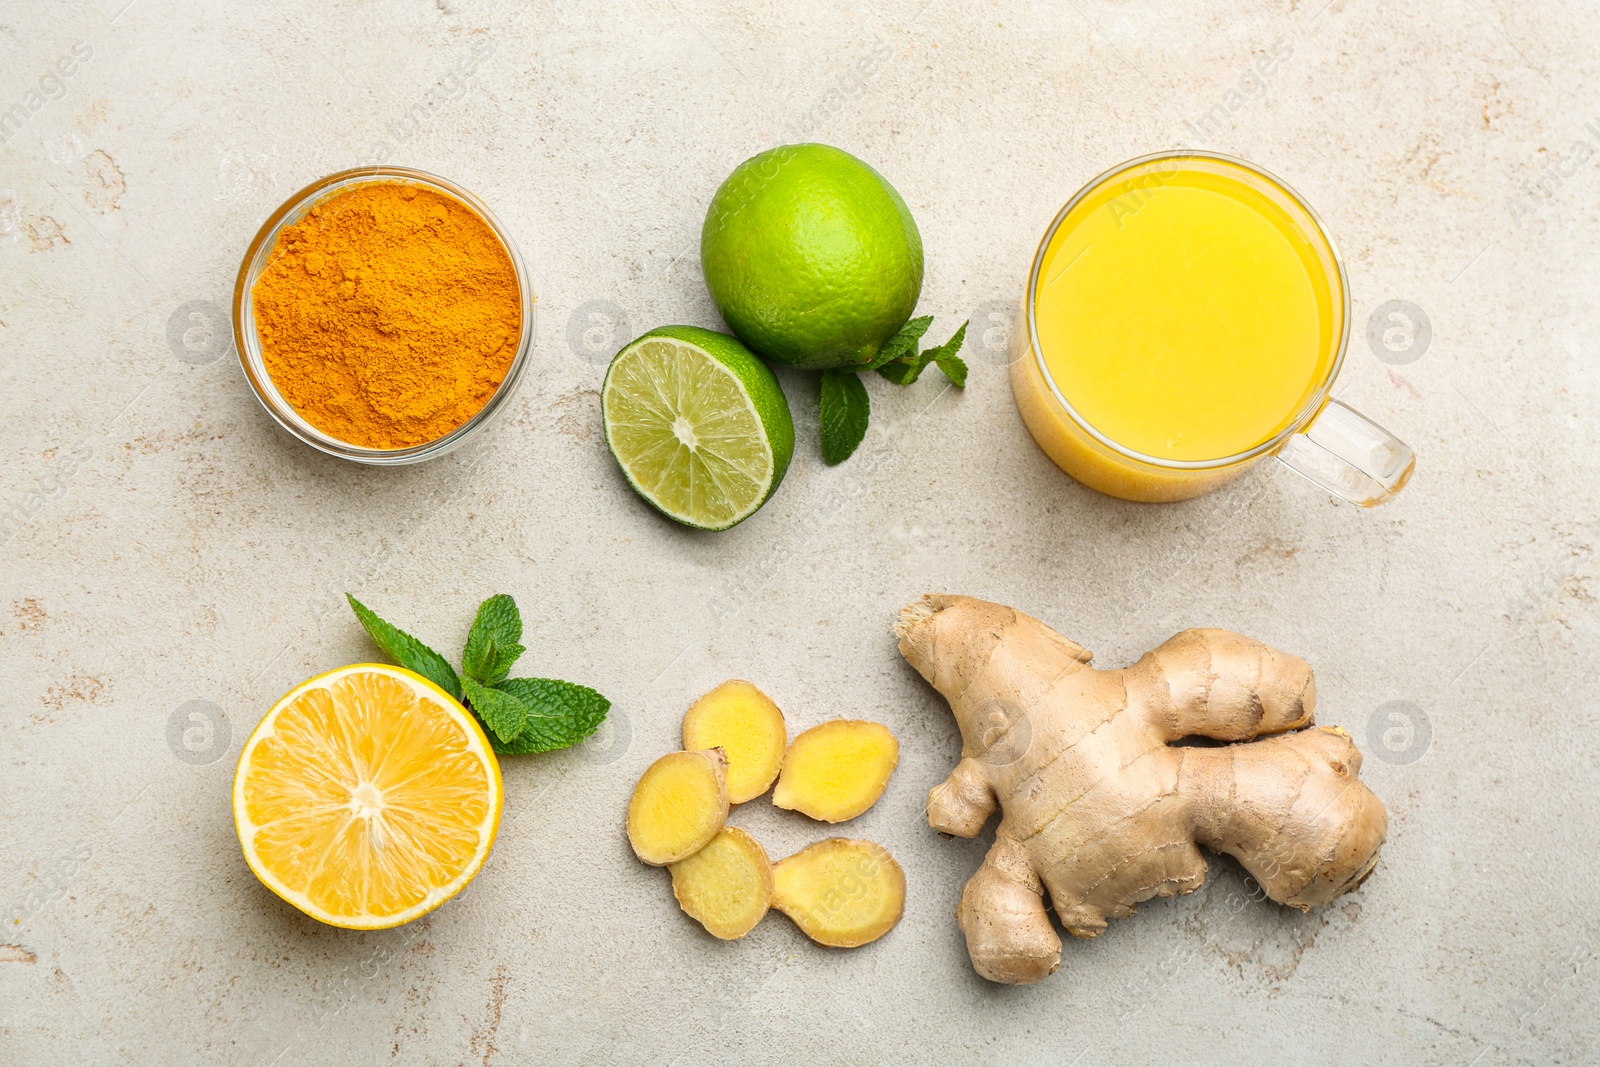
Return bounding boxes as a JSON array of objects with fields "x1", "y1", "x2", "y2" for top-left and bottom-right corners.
[
  {"x1": 816, "y1": 317, "x2": 969, "y2": 465},
  {"x1": 875, "y1": 320, "x2": 968, "y2": 387},
  {"x1": 346, "y1": 593, "x2": 610, "y2": 756}
]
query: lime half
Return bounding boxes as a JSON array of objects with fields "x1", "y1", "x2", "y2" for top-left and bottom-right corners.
[{"x1": 602, "y1": 325, "x2": 795, "y2": 531}]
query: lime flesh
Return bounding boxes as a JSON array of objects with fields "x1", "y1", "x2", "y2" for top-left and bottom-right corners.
[{"x1": 602, "y1": 326, "x2": 794, "y2": 531}]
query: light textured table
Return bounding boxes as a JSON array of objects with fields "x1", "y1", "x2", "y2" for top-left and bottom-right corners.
[{"x1": 3, "y1": 2, "x2": 1596, "y2": 1064}]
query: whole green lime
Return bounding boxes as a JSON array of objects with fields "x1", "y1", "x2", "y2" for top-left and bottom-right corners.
[{"x1": 701, "y1": 144, "x2": 924, "y2": 370}]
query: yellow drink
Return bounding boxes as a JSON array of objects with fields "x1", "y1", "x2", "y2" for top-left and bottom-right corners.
[{"x1": 1014, "y1": 154, "x2": 1348, "y2": 502}]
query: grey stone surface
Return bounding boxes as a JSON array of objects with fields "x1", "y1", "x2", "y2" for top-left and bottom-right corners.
[{"x1": 2, "y1": 1, "x2": 1597, "y2": 1064}]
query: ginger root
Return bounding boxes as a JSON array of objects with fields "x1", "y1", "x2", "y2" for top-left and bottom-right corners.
[
  {"x1": 896, "y1": 594, "x2": 1388, "y2": 985},
  {"x1": 682, "y1": 680, "x2": 787, "y2": 804},
  {"x1": 772, "y1": 838, "x2": 905, "y2": 948},
  {"x1": 669, "y1": 826, "x2": 773, "y2": 939},
  {"x1": 627, "y1": 749, "x2": 730, "y2": 866},
  {"x1": 772, "y1": 720, "x2": 899, "y2": 823}
]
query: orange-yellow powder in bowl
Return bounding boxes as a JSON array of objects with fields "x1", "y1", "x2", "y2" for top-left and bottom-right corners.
[{"x1": 251, "y1": 181, "x2": 522, "y2": 450}]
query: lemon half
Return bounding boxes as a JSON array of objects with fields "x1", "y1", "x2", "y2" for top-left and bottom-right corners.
[{"x1": 233, "y1": 664, "x2": 503, "y2": 929}]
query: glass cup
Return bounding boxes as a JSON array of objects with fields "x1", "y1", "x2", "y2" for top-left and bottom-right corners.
[
  {"x1": 233, "y1": 166, "x2": 535, "y2": 465},
  {"x1": 1012, "y1": 151, "x2": 1415, "y2": 506}
]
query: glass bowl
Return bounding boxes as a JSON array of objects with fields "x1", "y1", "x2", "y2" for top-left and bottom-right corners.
[{"x1": 232, "y1": 166, "x2": 535, "y2": 465}]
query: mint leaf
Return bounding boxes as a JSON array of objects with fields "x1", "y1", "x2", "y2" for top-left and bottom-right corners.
[
  {"x1": 346, "y1": 594, "x2": 462, "y2": 700},
  {"x1": 461, "y1": 677, "x2": 529, "y2": 745},
  {"x1": 875, "y1": 357, "x2": 925, "y2": 386},
  {"x1": 865, "y1": 315, "x2": 933, "y2": 370},
  {"x1": 926, "y1": 321, "x2": 969, "y2": 387},
  {"x1": 493, "y1": 678, "x2": 611, "y2": 754},
  {"x1": 819, "y1": 369, "x2": 870, "y2": 465},
  {"x1": 461, "y1": 594, "x2": 525, "y2": 685},
  {"x1": 347, "y1": 592, "x2": 608, "y2": 758},
  {"x1": 935, "y1": 353, "x2": 969, "y2": 387}
]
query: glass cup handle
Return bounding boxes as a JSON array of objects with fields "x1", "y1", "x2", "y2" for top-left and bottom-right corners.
[{"x1": 1275, "y1": 399, "x2": 1416, "y2": 507}]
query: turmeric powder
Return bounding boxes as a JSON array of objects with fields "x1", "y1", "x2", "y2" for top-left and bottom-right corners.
[{"x1": 252, "y1": 181, "x2": 522, "y2": 450}]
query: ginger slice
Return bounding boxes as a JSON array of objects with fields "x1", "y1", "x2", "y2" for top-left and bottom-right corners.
[
  {"x1": 771, "y1": 838, "x2": 905, "y2": 948},
  {"x1": 669, "y1": 826, "x2": 773, "y2": 940},
  {"x1": 772, "y1": 720, "x2": 899, "y2": 823},
  {"x1": 627, "y1": 749, "x2": 729, "y2": 866},
  {"x1": 682, "y1": 680, "x2": 787, "y2": 804}
]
